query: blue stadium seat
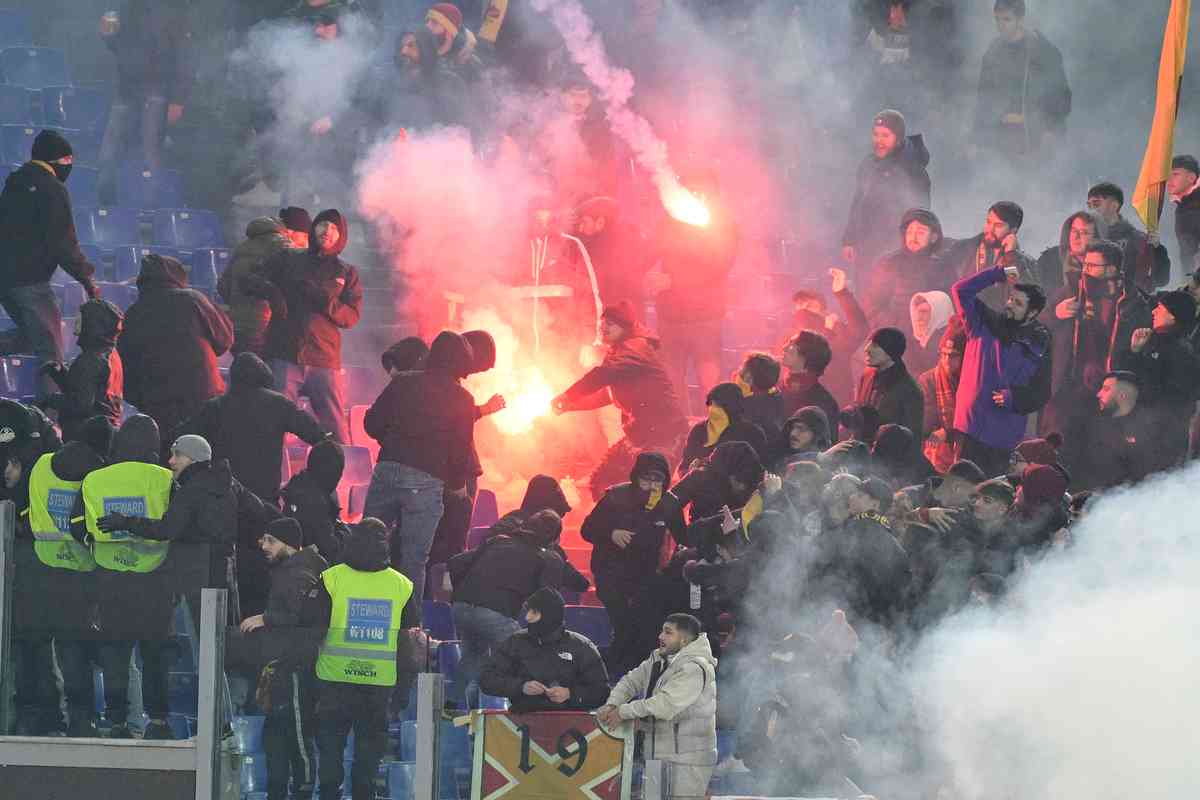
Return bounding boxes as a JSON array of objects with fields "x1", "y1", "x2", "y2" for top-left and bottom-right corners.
[
  {"x1": 181, "y1": 247, "x2": 228, "y2": 291},
  {"x1": 0, "y1": 354, "x2": 39, "y2": 401},
  {"x1": 152, "y1": 208, "x2": 224, "y2": 249},
  {"x1": 232, "y1": 715, "x2": 265, "y2": 754},
  {"x1": 68, "y1": 128, "x2": 102, "y2": 165},
  {"x1": 0, "y1": 124, "x2": 35, "y2": 163},
  {"x1": 343, "y1": 445, "x2": 374, "y2": 485},
  {"x1": 438, "y1": 640, "x2": 461, "y2": 689},
  {"x1": 0, "y1": 161, "x2": 14, "y2": 184},
  {"x1": 564, "y1": 605, "x2": 612, "y2": 648},
  {"x1": 0, "y1": 9, "x2": 32, "y2": 46},
  {"x1": 0, "y1": 85, "x2": 35, "y2": 124},
  {"x1": 78, "y1": 206, "x2": 140, "y2": 247},
  {"x1": 118, "y1": 165, "x2": 183, "y2": 209},
  {"x1": 96, "y1": 281, "x2": 137, "y2": 311},
  {"x1": 70, "y1": 164, "x2": 99, "y2": 207},
  {"x1": 41, "y1": 85, "x2": 110, "y2": 134},
  {"x1": 111, "y1": 245, "x2": 154, "y2": 283},
  {"x1": 388, "y1": 762, "x2": 415, "y2": 800},
  {"x1": 422, "y1": 600, "x2": 456, "y2": 640},
  {"x1": 470, "y1": 489, "x2": 499, "y2": 528},
  {"x1": 0, "y1": 47, "x2": 70, "y2": 89}
]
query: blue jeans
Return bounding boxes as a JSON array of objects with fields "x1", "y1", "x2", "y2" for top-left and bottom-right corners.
[
  {"x1": 363, "y1": 462, "x2": 444, "y2": 623},
  {"x1": 271, "y1": 359, "x2": 348, "y2": 444},
  {"x1": 451, "y1": 603, "x2": 521, "y2": 707}
]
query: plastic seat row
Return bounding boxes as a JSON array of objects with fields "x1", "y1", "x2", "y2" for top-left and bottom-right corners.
[
  {"x1": 0, "y1": 123, "x2": 101, "y2": 165},
  {"x1": 74, "y1": 206, "x2": 223, "y2": 250},
  {"x1": 0, "y1": 84, "x2": 110, "y2": 131},
  {"x1": 0, "y1": 45, "x2": 70, "y2": 89}
]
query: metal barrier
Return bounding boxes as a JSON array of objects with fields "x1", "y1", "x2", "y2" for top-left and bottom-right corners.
[{"x1": 0, "y1": 500, "x2": 229, "y2": 800}]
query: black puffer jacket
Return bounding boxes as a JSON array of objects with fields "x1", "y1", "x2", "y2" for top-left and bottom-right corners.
[
  {"x1": 119, "y1": 254, "x2": 233, "y2": 436},
  {"x1": 44, "y1": 299, "x2": 124, "y2": 441},
  {"x1": 448, "y1": 527, "x2": 568, "y2": 620},
  {"x1": 479, "y1": 589, "x2": 610, "y2": 713},
  {"x1": 259, "y1": 210, "x2": 363, "y2": 370},
  {"x1": 581, "y1": 451, "x2": 684, "y2": 593},
  {"x1": 264, "y1": 545, "x2": 329, "y2": 630},
  {"x1": 175, "y1": 352, "x2": 326, "y2": 501},
  {"x1": 679, "y1": 383, "x2": 769, "y2": 474},
  {"x1": 0, "y1": 155, "x2": 95, "y2": 292},
  {"x1": 280, "y1": 440, "x2": 348, "y2": 564}
]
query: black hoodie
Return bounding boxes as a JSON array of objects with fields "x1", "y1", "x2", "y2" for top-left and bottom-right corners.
[
  {"x1": 304, "y1": 520, "x2": 418, "y2": 631},
  {"x1": 448, "y1": 513, "x2": 569, "y2": 619},
  {"x1": 679, "y1": 382, "x2": 768, "y2": 475},
  {"x1": 43, "y1": 299, "x2": 124, "y2": 440},
  {"x1": 581, "y1": 450, "x2": 684, "y2": 592},
  {"x1": 260, "y1": 209, "x2": 363, "y2": 370},
  {"x1": 175, "y1": 352, "x2": 326, "y2": 501},
  {"x1": 0, "y1": 138, "x2": 96, "y2": 292},
  {"x1": 771, "y1": 406, "x2": 833, "y2": 473},
  {"x1": 280, "y1": 440, "x2": 349, "y2": 564},
  {"x1": 119, "y1": 254, "x2": 234, "y2": 435},
  {"x1": 364, "y1": 331, "x2": 477, "y2": 490}
]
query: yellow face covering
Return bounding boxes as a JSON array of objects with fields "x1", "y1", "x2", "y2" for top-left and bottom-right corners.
[
  {"x1": 479, "y1": 0, "x2": 508, "y2": 43},
  {"x1": 734, "y1": 373, "x2": 753, "y2": 397},
  {"x1": 705, "y1": 405, "x2": 730, "y2": 447},
  {"x1": 645, "y1": 487, "x2": 663, "y2": 510},
  {"x1": 741, "y1": 491, "x2": 764, "y2": 537}
]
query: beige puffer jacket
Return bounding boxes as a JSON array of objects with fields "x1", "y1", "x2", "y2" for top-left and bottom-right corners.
[{"x1": 608, "y1": 634, "x2": 717, "y2": 762}]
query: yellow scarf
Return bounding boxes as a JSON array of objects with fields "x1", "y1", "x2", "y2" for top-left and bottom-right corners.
[
  {"x1": 741, "y1": 491, "x2": 763, "y2": 536},
  {"x1": 734, "y1": 374, "x2": 753, "y2": 397},
  {"x1": 644, "y1": 487, "x2": 662, "y2": 510},
  {"x1": 479, "y1": 0, "x2": 508, "y2": 43},
  {"x1": 705, "y1": 405, "x2": 730, "y2": 447}
]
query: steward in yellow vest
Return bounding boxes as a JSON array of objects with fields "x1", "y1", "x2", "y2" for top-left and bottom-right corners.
[{"x1": 303, "y1": 518, "x2": 414, "y2": 800}]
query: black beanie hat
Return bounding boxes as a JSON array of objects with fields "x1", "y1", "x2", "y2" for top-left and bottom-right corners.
[
  {"x1": 1155, "y1": 290, "x2": 1198, "y2": 327},
  {"x1": 873, "y1": 109, "x2": 906, "y2": 140},
  {"x1": 1172, "y1": 154, "x2": 1200, "y2": 176},
  {"x1": 870, "y1": 327, "x2": 908, "y2": 362},
  {"x1": 279, "y1": 207, "x2": 312, "y2": 233},
  {"x1": 265, "y1": 517, "x2": 303, "y2": 550},
  {"x1": 989, "y1": 200, "x2": 1024, "y2": 230},
  {"x1": 31, "y1": 129, "x2": 71, "y2": 162},
  {"x1": 75, "y1": 414, "x2": 115, "y2": 458}
]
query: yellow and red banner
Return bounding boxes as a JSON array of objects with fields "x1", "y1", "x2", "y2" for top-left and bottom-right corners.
[
  {"x1": 470, "y1": 711, "x2": 634, "y2": 800},
  {"x1": 1132, "y1": 0, "x2": 1192, "y2": 234}
]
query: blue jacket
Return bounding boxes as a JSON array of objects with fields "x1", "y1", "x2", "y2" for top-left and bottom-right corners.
[{"x1": 952, "y1": 267, "x2": 1052, "y2": 451}]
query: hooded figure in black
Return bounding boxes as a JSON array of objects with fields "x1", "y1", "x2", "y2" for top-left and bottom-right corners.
[
  {"x1": 38, "y1": 298, "x2": 123, "y2": 442},
  {"x1": 479, "y1": 587, "x2": 610, "y2": 714},
  {"x1": 280, "y1": 439, "x2": 349, "y2": 565},
  {"x1": 679, "y1": 382, "x2": 769, "y2": 476},
  {"x1": 0, "y1": 129, "x2": 98, "y2": 377},
  {"x1": 119, "y1": 254, "x2": 234, "y2": 440},
  {"x1": 257, "y1": 209, "x2": 363, "y2": 444},
  {"x1": 841, "y1": 112, "x2": 932, "y2": 275},
  {"x1": 673, "y1": 440, "x2": 765, "y2": 526},
  {"x1": 870, "y1": 423, "x2": 935, "y2": 489},
  {"x1": 771, "y1": 406, "x2": 833, "y2": 474},
  {"x1": 861, "y1": 207, "x2": 957, "y2": 330},
  {"x1": 581, "y1": 451, "x2": 685, "y2": 672},
  {"x1": 175, "y1": 352, "x2": 327, "y2": 502}
]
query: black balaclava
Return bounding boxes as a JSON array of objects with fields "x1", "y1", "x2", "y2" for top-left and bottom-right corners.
[
  {"x1": 523, "y1": 587, "x2": 565, "y2": 640},
  {"x1": 31, "y1": 129, "x2": 73, "y2": 182}
]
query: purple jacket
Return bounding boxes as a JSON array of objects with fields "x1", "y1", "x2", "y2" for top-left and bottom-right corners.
[{"x1": 952, "y1": 267, "x2": 1052, "y2": 451}]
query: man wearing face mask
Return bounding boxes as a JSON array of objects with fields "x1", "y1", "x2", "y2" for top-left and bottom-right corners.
[
  {"x1": 257, "y1": 210, "x2": 363, "y2": 443},
  {"x1": 0, "y1": 130, "x2": 99, "y2": 389},
  {"x1": 1041, "y1": 240, "x2": 1150, "y2": 461}
]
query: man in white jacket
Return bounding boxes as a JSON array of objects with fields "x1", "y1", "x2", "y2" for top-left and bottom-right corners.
[{"x1": 597, "y1": 614, "x2": 717, "y2": 800}]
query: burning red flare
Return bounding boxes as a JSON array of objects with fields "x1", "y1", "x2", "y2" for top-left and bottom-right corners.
[{"x1": 660, "y1": 178, "x2": 711, "y2": 227}]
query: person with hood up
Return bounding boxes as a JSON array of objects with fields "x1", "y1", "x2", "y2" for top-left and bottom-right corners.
[
  {"x1": 487, "y1": 474, "x2": 573, "y2": 540},
  {"x1": 871, "y1": 423, "x2": 935, "y2": 489},
  {"x1": 1040, "y1": 239, "x2": 1151, "y2": 463},
  {"x1": 0, "y1": 129, "x2": 99, "y2": 383},
  {"x1": 301, "y1": 518, "x2": 414, "y2": 800},
  {"x1": 935, "y1": 201, "x2": 1038, "y2": 312},
  {"x1": 280, "y1": 439, "x2": 349, "y2": 564},
  {"x1": 678, "y1": 382, "x2": 769, "y2": 478},
  {"x1": 855, "y1": 326, "x2": 925, "y2": 442},
  {"x1": 218, "y1": 209, "x2": 310, "y2": 356},
  {"x1": 951, "y1": 263, "x2": 1051, "y2": 478},
  {"x1": 71, "y1": 413, "x2": 175, "y2": 739},
  {"x1": 256, "y1": 209, "x2": 363, "y2": 444},
  {"x1": 175, "y1": 352, "x2": 325, "y2": 616},
  {"x1": 581, "y1": 451, "x2": 686, "y2": 674},
  {"x1": 861, "y1": 208, "x2": 957, "y2": 332},
  {"x1": 227, "y1": 518, "x2": 327, "y2": 800},
  {"x1": 840, "y1": 110, "x2": 931, "y2": 276},
  {"x1": 918, "y1": 316, "x2": 967, "y2": 473},
  {"x1": 369, "y1": 26, "x2": 468, "y2": 136},
  {"x1": 38, "y1": 298, "x2": 124, "y2": 442},
  {"x1": 736, "y1": 353, "x2": 787, "y2": 443},
  {"x1": 1033, "y1": 209, "x2": 1100, "y2": 294},
  {"x1": 597, "y1": 613, "x2": 717, "y2": 800},
  {"x1": 906, "y1": 290, "x2": 955, "y2": 375},
  {"x1": 770, "y1": 406, "x2": 833, "y2": 474},
  {"x1": 553, "y1": 301, "x2": 688, "y2": 501},
  {"x1": 673, "y1": 440, "x2": 765, "y2": 527},
  {"x1": 363, "y1": 330, "x2": 477, "y2": 619},
  {"x1": 479, "y1": 587, "x2": 610, "y2": 713},
  {"x1": 1085, "y1": 182, "x2": 1171, "y2": 292},
  {"x1": 119, "y1": 253, "x2": 234, "y2": 440},
  {"x1": 448, "y1": 510, "x2": 571, "y2": 707}
]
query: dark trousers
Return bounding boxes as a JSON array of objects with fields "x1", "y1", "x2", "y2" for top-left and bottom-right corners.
[
  {"x1": 12, "y1": 635, "x2": 64, "y2": 734},
  {"x1": 57, "y1": 640, "x2": 100, "y2": 720},
  {"x1": 264, "y1": 672, "x2": 316, "y2": 800},
  {"x1": 953, "y1": 432, "x2": 1011, "y2": 480},
  {"x1": 316, "y1": 682, "x2": 390, "y2": 800},
  {"x1": 95, "y1": 641, "x2": 173, "y2": 723},
  {"x1": 0, "y1": 283, "x2": 64, "y2": 395},
  {"x1": 595, "y1": 578, "x2": 645, "y2": 676}
]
